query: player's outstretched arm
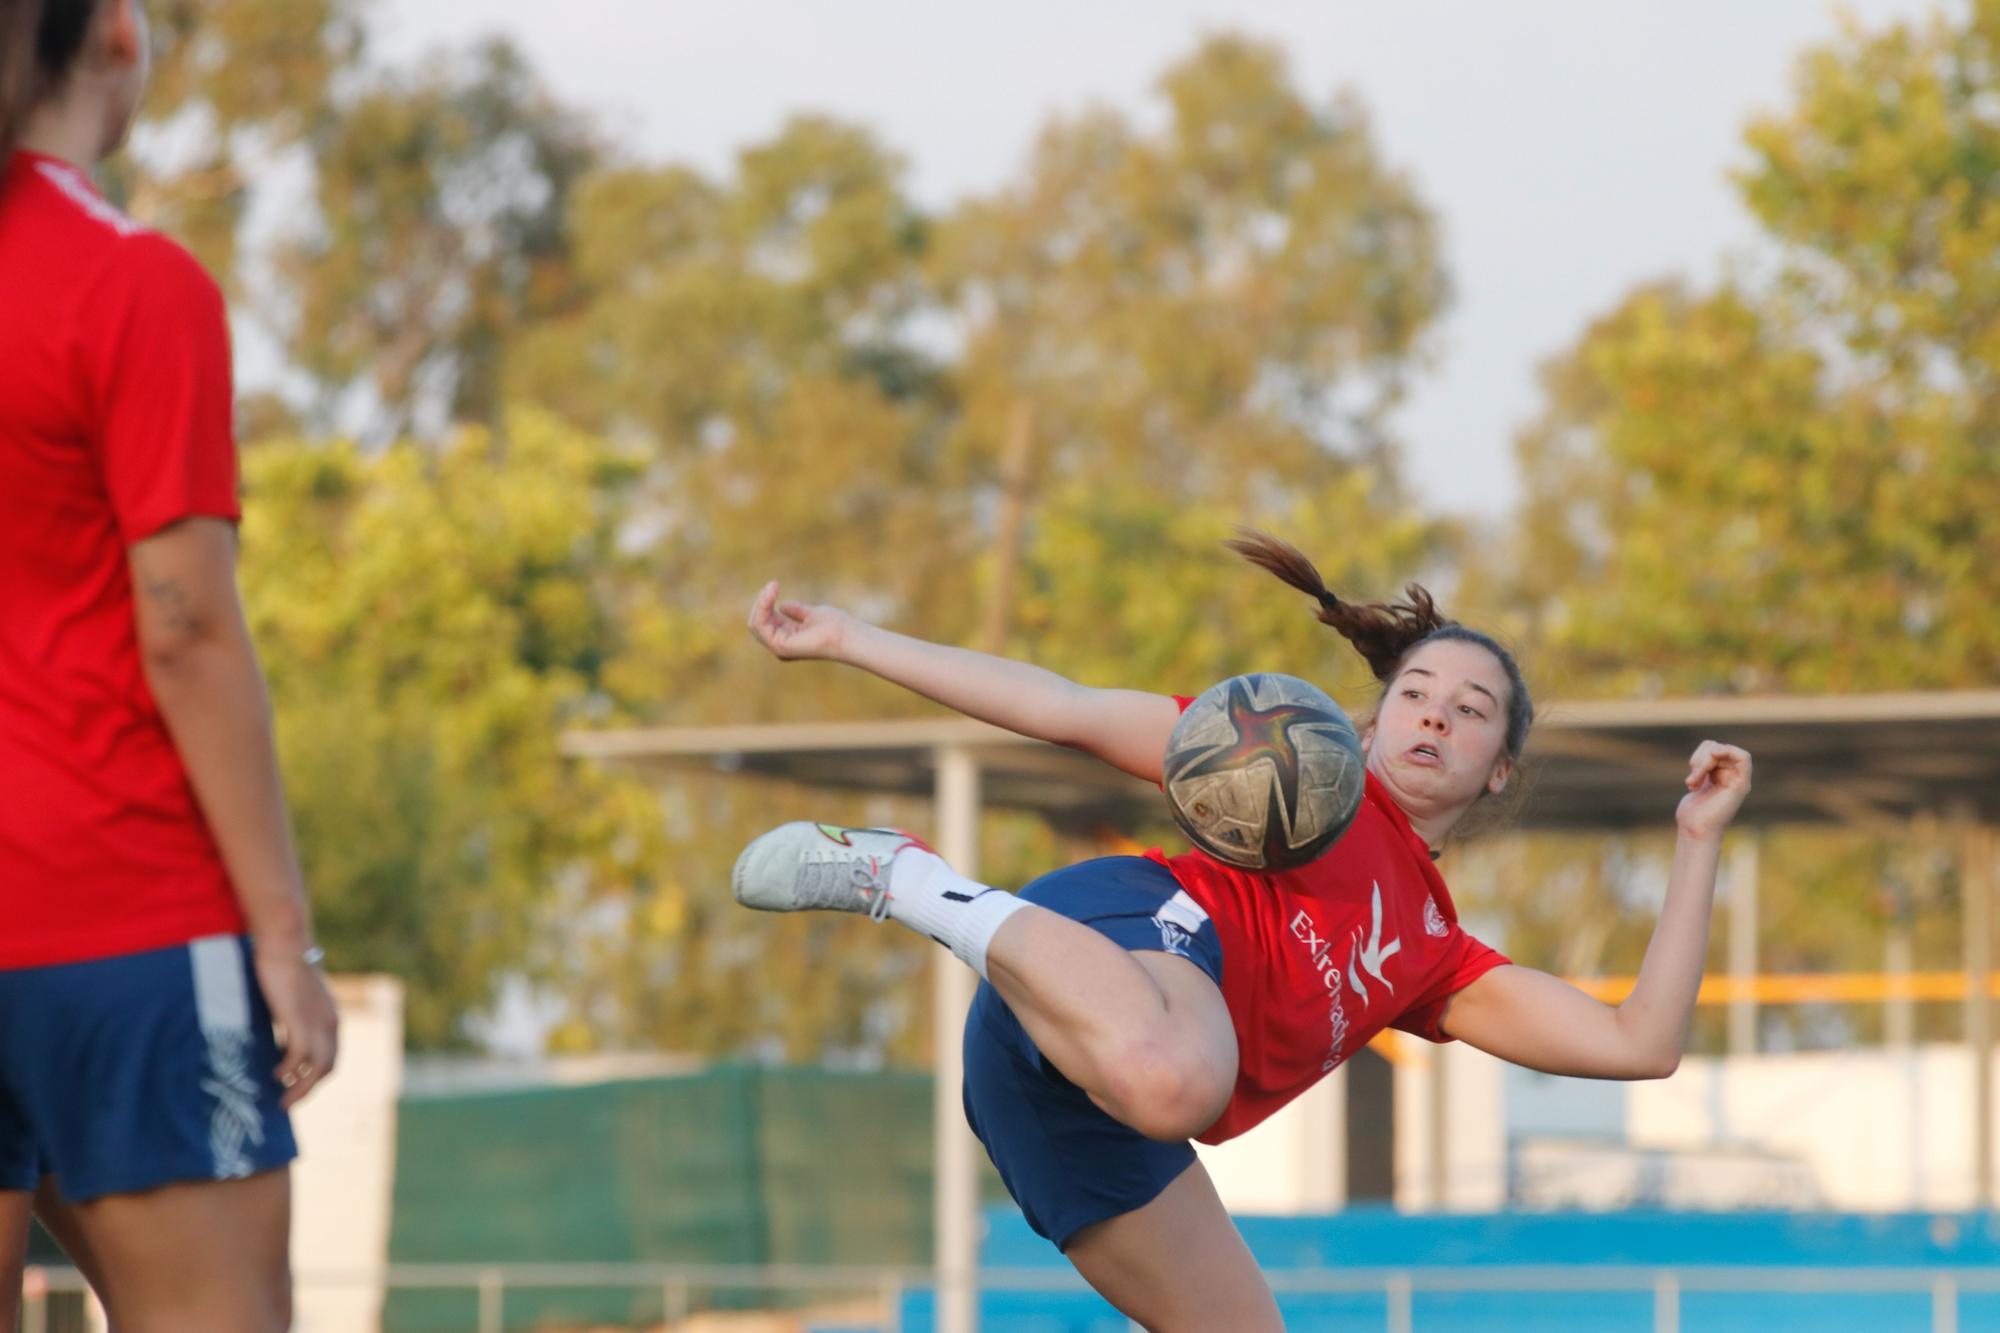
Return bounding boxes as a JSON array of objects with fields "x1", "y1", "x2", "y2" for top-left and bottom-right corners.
[
  {"x1": 1438, "y1": 742, "x2": 1753, "y2": 1079},
  {"x1": 747, "y1": 580, "x2": 1181, "y2": 783}
]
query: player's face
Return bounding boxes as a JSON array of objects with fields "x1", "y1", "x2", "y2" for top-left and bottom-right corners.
[{"x1": 1361, "y1": 639, "x2": 1513, "y2": 814}]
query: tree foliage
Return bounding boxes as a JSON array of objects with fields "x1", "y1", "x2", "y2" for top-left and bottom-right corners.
[
  {"x1": 118, "y1": 5, "x2": 1992, "y2": 1056},
  {"x1": 1452, "y1": 2, "x2": 1997, "y2": 1032},
  {"x1": 1489, "y1": 2, "x2": 1997, "y2": 697}
]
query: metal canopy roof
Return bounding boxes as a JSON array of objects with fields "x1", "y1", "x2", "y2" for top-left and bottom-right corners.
[{"x1": 561, "y1": 690, "x2": 2000, "y2": 834}]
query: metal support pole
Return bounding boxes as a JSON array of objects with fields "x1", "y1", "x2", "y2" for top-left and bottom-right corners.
[
  {"x1": 1887, "y1": 928, "x2": 1916, "y2": 1049},
  {"x1": 1963, "y1": 812, "x2": 1994, "y2": 1209},
  {"x1": 1385, "y1": 1272, "x2": 1413, "y2": 1333},
  {"x1": 879, "y1": 1274, "x2": 906, "y2": 1333},
  {"x1": 663, "y1": 1277, "x2": 689, "y2": 1328},
  {"x1": 1933, "y1": 1274, "x2": 1959, "y2": 1333},
  {"x1": 934, "y1": 745, "x2": 982, "y2": 1333},
  {"x1": 1428, "y1": 1045, "x2": 1449, "y2": 1210},
  {"x1": 1727, "y1": 835, "x2": 1760, "y2": 1057},
  {"x1": 1653, "y1": 1272, "x2": 1680, "y2": 1333},
  {"x1": 477, "y1": 1267, "x2": 503, "y2": 1333}
]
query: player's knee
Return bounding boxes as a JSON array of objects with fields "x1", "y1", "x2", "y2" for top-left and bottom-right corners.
[{"x1": 1107, "y1": 1038, "x2": 1227, "y2": 1141}]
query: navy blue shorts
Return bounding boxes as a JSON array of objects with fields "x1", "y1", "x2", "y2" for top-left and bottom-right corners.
[
  {"x1": 961, "y1": 856, "x2": 1226, "y2": 1250},
  {"x1": 0, "y1": 935, "x2": 298, "y2": 1203}
]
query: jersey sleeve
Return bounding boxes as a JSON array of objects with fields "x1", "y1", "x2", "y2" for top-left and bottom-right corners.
[
  {"x1": 80, "y1": 234, "x2": 240, "y2": 543},
  {"x1": 1390, "y1": 925, "x2": 1512, "y2": 1043}
]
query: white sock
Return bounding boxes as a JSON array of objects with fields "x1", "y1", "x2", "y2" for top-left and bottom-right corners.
[{"x1": 884, "y1": 847, "x2": 1029, "y2": 980}]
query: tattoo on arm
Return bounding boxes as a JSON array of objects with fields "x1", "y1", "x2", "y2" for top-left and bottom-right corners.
[{"x1": 139, "y1": 574, "x2": 205, "y2": 642}]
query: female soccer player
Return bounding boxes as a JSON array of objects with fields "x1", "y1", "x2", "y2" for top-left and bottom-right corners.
[
  {"x1": 735, "y1": 533, "x2": 1751, "y2": 1332},
  {"x1": 0, "y1": 3, "x2": 335, "y2": 1330}
]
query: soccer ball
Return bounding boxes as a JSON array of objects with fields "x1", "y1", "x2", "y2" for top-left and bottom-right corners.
[{"x1": 1163, "y1": 673, "x2": 1365, "y2": 871}]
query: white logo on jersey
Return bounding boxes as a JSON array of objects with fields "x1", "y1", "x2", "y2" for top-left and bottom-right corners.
[
  {"x1": 1345, "y1": 882, "x2": 1402, "y2": 1008},
  {"x1": 1425, "y1": 897, "x2": 1449, "y2": 938},
  {"x1": 1156, "y1": 918, "x2": 1191, "y2": 958},
  {"x1": 35, "y1": 161, "x2": 143, "y2": 237},
  {"x1": 1290, "y1": 908, "x2": 1353, "y2": 1071}
]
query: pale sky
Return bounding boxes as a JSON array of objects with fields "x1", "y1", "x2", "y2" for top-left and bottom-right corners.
[{"x1": 375, "y1": 0, "x2": 1949, "y2": 520}]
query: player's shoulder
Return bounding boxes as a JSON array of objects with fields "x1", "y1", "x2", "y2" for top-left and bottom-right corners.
[
  {"x1": 21, "y1": 154, "x2": 146, "y2": 241},
  {"x1": 23, "y1": 157, "x2": 218, "y2": 299},
  {"x1": 81, "y1": 231, "x2": 227, "y2": 343}
]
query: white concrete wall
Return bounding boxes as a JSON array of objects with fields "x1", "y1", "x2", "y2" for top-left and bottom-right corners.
[
  {"x1": 1202, "y1": 1042, "x2": 2000, "y2": 1217},
  {"x1": 1627, "y1": 1046, "x2": 2000, "y2": 1212},
  {"x1": 1197, "y1": 1067, "x2": 1347, "y2": 1212},
  {"x1": 1393, "y1": 1038, "x2": 1507, "y2": 1212},
  {"x1": 291, "y1": 975, "x2": 405, "y2": 1333}
]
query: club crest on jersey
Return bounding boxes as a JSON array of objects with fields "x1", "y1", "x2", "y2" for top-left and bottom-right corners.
[
  {"x1": 1425, "y1": 897, "x2": 1448, "y2": 938},
  {"x1": 1345, "y1": 883, "x2": 1402, "y2": 1008}
]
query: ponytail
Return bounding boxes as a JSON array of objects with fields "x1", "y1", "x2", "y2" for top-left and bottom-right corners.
[
  {"x1": 0, "y1": 0, "x2": 99, "y2": 162},
  {"x1": 1225, "y1": 528, "x2": 1449, "y2": 682},
  {"x1": 1227, "y1": 528, "x2": 1536, "y2": 760}
]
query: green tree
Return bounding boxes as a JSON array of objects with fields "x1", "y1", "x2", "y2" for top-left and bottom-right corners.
[
  {"x1": 510, "y1": 113, "x2": 971, "y2": 729},
  {"x1": 136, "y1": 17, "x2": 1458, "y2": 1055},
  {"x1": 238, "y1": 410, "x2": 664, "y2": 1045},
  {"x1": 934, "y1": 36, "x2": 1450, "y2": 656},
  {"x1": 1490, "y1": 2, "x2": 1997, "y2": 696},
  {"x1": 1459, "y1": 0, "x2": 1998, "y2": 1039},
  {"x1": 278, "y1": 38, "x2": 598, "y2": 436},
  {"x1": 114, "y1": 0, "x2": 364, "y2": 289},
  {"x1": 503, "y1": 36, "x2": 1458, "y2": 1058}
]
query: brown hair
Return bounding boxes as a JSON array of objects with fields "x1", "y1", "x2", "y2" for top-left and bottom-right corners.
[
  {"x1": 1226, "y1": 528, "x2": 1535, "y2": 760},
  {"x1": 0, "y1": 0, "x2": 99, "y2": 161}
]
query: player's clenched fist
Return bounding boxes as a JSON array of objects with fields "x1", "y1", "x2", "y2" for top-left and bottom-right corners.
[{"x1": 1676, "y1": 741, "x2": 1752, "y2": 841}]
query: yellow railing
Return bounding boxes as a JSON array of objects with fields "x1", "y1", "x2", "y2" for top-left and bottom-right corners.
[{"x1": 1566, "y1": 971, "x2": 2000, "y2": 1006}]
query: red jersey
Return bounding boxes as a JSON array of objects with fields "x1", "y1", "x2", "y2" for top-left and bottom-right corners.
[
  {"x1": 1149, "y1": 756, "x2": 1509, "y2": 1144},
  {"x1": 0, "y1": 150, "x2": 246, "y2": 968}
]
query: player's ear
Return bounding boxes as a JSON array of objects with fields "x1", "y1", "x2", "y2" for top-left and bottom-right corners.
[
  {"x1": 99, "y1": 0, "x2": 146, "y2": 67},
  {"x1": 1486, "y1": 754, "x2": 1512, "y2": 796},
  {"x1": 1359, "y1": 722, "x2": 1374, "y2": 756}
]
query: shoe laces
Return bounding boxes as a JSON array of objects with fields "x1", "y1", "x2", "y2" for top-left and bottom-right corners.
[
  {"x1": 799, "y1": 849, "x2": 893, "y2": 919},
  {"x1": 858, "y1": 860, "x2": 894, "y2": 922}
]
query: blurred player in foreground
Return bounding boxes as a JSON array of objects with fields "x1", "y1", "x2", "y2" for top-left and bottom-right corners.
[{"x1": 0, "y1": 3, "x2": 335, "y2": 1329}]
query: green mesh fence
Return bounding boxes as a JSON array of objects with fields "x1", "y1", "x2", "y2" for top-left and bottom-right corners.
[{"x1": 383, "y1": 1065, "x2": 953, "y2": 1332}]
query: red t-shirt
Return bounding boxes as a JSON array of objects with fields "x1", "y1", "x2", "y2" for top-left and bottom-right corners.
[
  {"x1": 1149, "y1": 698, "x2": 1510, "y2": 1142},
  {"x1": 0, "y1": 150, "x2": 246, "y2": 967}
]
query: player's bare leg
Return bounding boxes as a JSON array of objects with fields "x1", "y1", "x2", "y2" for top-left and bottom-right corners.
[
  {"x1": 29, "y1": 1181, "x2": 110, "y2": 1311},
  {"x1": 736, "y1": 824, "x2": 1235, "y2": 1140},
  {"x1": 985, "y1": 915, "x2": 1236, "y2": 1141},
  {"x1": 1064, "y1": 1159, "x2": 1284, "y2": 1333},
  {"x1": 42, "y1": 1170, "x2": 291, "y2": 1333},
  {"x1": 0, "y1": 1191, "x2": 28, "y2": 1333}
]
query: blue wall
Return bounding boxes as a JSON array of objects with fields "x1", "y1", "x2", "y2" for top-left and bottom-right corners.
[{"x1": 889, "y1": 1208, "x2": 2000, "y2": 1333}]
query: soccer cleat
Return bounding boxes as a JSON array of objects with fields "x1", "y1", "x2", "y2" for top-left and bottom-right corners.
[{"x1": 731, "y1": 822, "x2": 931, "y2": 921}]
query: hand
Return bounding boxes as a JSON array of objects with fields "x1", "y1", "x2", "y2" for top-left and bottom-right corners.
[
  {"x1": 1676, "y1": 740, "x2": 1752, "y2": 842},
  {"x1": 747, "y1": 580, "x2": 852, "y2": 661},
  {"x1": 254, "y1": 945, "x2": 340, "y2": 1110}
]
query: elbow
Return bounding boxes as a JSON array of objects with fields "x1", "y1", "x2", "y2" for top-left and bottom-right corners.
[
  {"x1": 140, "y1": 628, "x2": 216, "y2": 684},
  {"x1": 1630, "y1": 1046, "x2": 1681, "y2": 1081},
  {"x1": 139, "y1": 619, "x2": 247, "y2": 696}
]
